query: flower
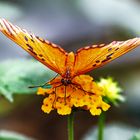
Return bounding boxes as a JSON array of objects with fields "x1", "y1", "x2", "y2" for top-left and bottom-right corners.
[
  {"x1": 37, "y1": 75, "x2": 110, "y2": 116},
  {"x1": 97, "y1": 77, "x2": 125, "y2": 105}
]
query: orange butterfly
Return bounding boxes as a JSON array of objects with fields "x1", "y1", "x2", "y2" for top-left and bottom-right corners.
[{"x1": 0, "y1": 18, "x2": 140, "y2": 87}]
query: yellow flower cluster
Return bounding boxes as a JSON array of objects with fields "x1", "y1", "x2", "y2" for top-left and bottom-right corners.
[
  {"x1": 97, "y1": 77, "x2": 124, "y2": 104},
  {"x1": 37, "y1": 75, "x2": 110, "y2": 116}
]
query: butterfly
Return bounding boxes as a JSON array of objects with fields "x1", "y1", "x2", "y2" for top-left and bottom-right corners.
[{"x1": 0, "y1": 18, "x2": 140, "y2": 88}]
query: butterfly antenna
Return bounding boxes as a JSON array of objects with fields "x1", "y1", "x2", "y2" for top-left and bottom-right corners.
[
  {"x1": 71, "y1": 84, "x2": 76, "y2": 92},
  {"x1": 72, "y1": 83, "x2": 90, "y2": 94},
  {"x1": 29, "y1": 74, "x2": 58, "y2": 88},
  {"x1": 28, "y1": 85, "x2": 42, "y2": 88},
  {"x1": 28, "y1": 83, "x2": 49, "y2": 88},
  {"x1": 49, "y1": 73, "x2": 59, "y2": 82}
]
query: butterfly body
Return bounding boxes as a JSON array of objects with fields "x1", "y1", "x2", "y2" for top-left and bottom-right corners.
[
  {"x1": 61, "y1": 78, "x2": 72, "y2": 86},
  {"x1": 60, "y1": 67, "x2": 72, "y2": 86}
]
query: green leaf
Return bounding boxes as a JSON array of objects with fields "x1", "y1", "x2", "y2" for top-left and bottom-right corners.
[
  {"x1": 0, "y1": 59, "x2": 56, "y2": 102},
  {"x1": 130, "y1": 131, "x2": 140, "y2": 140},
  {"x1": 0, "y1": 130, "x2": 34, "y2": 140}
]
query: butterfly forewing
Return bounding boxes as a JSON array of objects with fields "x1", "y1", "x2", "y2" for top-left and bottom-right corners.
[
  {"x1": 1, "y1": 18, "x2": 140, "y2": 78},
  {"x1": 73, "y1": 38, "x2": 140, "y2": 76},
  {"x1": 0, "y1": 18, "x2": 68, "y2": 76}
]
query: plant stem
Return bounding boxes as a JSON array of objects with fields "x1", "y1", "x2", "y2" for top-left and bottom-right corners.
[
  {"x1": 98, "y1": 112, "x2": 106, "y2": 140},
  {"x1": 68, "y1": 112, "x2": 74, "y2": 140}
]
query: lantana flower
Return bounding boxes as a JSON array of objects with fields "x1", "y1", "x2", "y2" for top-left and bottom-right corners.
[
  {"x1": 37, "y1": 75, "x2": 110, "y2": 116},
  {"x1": 97, "y1": 77, "x2": 125, "y2": 105}
]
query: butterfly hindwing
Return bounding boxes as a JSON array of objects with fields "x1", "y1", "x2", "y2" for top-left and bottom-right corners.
[
  {"x1": 73, "y1": 38, "x2": 140, "y2": 76},
  {"x1": 0, "y1": 18, "x2": 68, "y2": 76}
]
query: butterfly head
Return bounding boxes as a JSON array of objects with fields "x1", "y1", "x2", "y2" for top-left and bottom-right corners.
[
  {"x1": 61, "y1": 78, "x2": 72, "y2": 86},
  {"x1": 60, "y1": 68, "x2": 72, "y2": 86}
]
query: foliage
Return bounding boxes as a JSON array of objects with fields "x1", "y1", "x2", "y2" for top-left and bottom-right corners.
[
  {"x1": 0, "y1": 59, "x2": 55, "y2": 102},
  {"x1": 97, "y1": 77, "x2": 125, "y2": 105},
  {"x1": 130, "y1": 131, "x2": 140, "y2": 140}
]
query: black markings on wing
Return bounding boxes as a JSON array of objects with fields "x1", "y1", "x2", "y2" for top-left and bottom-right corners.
[
  {"x1": 108, "y1": 48, "x2": 112, "y2": 52},
  {"x1": 26, "y1": 43, "x2": 37, "y2": 56},
  {"x1": 107, "y1": 53, "x2": 114, "y2": 58},
  {"x1": 39, "y1": 54, "x2": 43, "y2": 57},
  {"x1": 24, "y1": 36, "x2": 28, "y2": 41},
  {"x1": 115, "y1": 47, "x2": 119, "y2": 51},
  {"x1": 95, "y1": 60, "x2": 100, "y2": 63}
]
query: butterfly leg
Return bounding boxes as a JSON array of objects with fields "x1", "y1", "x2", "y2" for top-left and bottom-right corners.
[
  {"x1": 48, "y1": 73, "x2": 59, "y2": 83},
  {"x1": 52, "y1": 84, "x2": 63, "y2": 108},
  {"x1": 28, "y1": 73, "x2": 59, "y2": 88},
  {"x1": 72, "y1": 83, "x2": 90, "y2": 94},
  {"x1": 52, "y1": 88, "x2": 57, "y2": 108},
  {"x1": 64, "y1": 86, "x2": 67, "y2": 105},
  {"x1": 70, "y1": 84, "x2": 76, "y2": 92}
]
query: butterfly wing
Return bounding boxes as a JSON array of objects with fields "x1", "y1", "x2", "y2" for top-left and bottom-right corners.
[
  {"x1": 73, "y1": 38, "x2": 140, "y2": 76},
  {"x1": 0, "y1": 18, "x2": 67, "y2": 76}
]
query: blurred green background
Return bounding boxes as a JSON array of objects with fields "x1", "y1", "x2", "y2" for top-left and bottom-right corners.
[{"x1": 0, "y1": 0, "x2": 140, "y2": 140}]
